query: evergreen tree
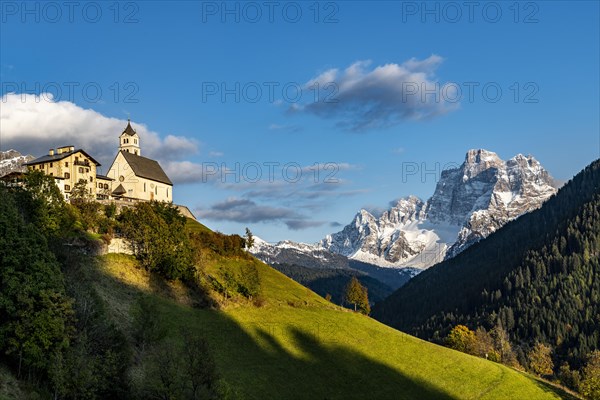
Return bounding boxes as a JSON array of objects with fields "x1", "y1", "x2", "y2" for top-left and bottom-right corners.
[{"x1": 245, "y1": 227, "x2": 255, "y2": 249}]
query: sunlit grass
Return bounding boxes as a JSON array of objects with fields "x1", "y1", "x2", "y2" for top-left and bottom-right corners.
[{"x1": 92, "y1": 251, "x2": 574, "y2": 400}]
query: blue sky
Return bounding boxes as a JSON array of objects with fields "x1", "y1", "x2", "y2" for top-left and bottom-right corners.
[{"x1": 1, "y1": 1, "x2": 599, "y2": 242}]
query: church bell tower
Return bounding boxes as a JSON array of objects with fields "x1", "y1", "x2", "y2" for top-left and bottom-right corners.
[{"x1": 120, "y1": 119, "x2": 141, "y2": 156}]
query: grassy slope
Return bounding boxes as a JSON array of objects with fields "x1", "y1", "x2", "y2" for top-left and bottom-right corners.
[{"x1": 92, "y1": 245, "x2": 574, "y2": 400}]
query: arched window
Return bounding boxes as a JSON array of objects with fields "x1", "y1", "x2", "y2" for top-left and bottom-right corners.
[
  {"x1": 64, "y1": 173, "x2": 70, "y2": 179},
  {"x1": 79, "y1": 167, "x2": 84, "y2": 173}
]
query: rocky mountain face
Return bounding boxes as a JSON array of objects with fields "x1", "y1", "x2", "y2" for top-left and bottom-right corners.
[
  {"x1": 0, "y1": 150, "x2": 34, "y2": 177},
  {"x1": 321, "y1": 149, "x2": 556, "y2": 267},
  {"x1": 319, "y1": 196, "x2": 431, "y2": 266},
  {"x1": 428, "y1": 150, "x2": 557, "y2": 257},
  {"x1": 251, "y1": 149, "x2": 557, "y2": 272}
]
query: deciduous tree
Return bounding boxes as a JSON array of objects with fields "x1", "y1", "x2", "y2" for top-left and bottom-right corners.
[
  {"x1": 345, "y1": 277, "x2": 370, "y2": 314},
  {"x1": 446, "y1": 325, "x2": 476, "y2": 354},
  {"x1": 528, "y1": 342, "x2": 554, "y2": 376},
  {"x1": 581, "y1": 350, "x2": 600, "y2": 400}
]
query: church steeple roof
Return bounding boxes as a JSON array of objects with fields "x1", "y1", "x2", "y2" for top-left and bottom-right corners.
[{"x1": 122, "y1": 119, "x2": 137, "y2": 136}]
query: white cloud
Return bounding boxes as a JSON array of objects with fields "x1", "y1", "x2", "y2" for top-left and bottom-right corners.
[
  {"x1": 163, "y1": 160, "x2": 225, "y2": 185},
  {"x1": 0, "y1": 93, "x2": 198, "y2": 166},
  {"x1": 295, "y1": 55, "x2": 458, "y2": 131}
]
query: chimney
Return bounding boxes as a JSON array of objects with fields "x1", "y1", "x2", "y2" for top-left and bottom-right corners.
[
  {"x1": 56, "y1": 148, "x2": 62, "y2": 155},
  {"x1": 49, "y1": 149, "x2": 55, "y2": 156},
  {"x1": 69, "y1": 146, "x2": 75, "y2": 152}
]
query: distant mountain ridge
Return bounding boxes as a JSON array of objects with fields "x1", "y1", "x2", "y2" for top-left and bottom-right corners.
[
  {"x1": 252, "y1": 149, "x2": 557, "y2": 272},
  {"x1": 251, "y1": 235, "x2": 417, "y2": 295},
  {"x1": 0, "y1": 149, "x2": 34, "y2": 177}
]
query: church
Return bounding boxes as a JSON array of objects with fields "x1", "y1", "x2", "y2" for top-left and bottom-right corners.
[
  {"x1": 24, "y1": 121, "x2": 173, "y2": 203},
  {"x1": 106, "y1": 121, "x2": 173, "y2": 202}
]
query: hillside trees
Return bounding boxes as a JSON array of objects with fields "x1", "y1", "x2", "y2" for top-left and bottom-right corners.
[
  {"x1": 119, "y1": 201, "x2": 194, "y2": 280},
  {"x1": 445, "y1": 324, "x2": 519, "y2": 366},
  {"x1": 69, "y1": 179, "x2": 105, "y2": 232},
  {"x1": 1, "y1": 184, "x2": 133, "y2": 398},
  {"x1": 0, "y1": 187, "x2": 75, "y2": 381},
  {"x1": 17, "y1": 170, "x2": 75, "y2": 238}
]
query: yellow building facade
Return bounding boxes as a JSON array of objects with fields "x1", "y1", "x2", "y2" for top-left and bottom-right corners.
[{"x1": 24, "y1": 146, "x2": 104, "y2": 201}]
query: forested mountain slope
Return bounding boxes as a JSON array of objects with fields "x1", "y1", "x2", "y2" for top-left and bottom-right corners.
[{"x1": 373, "y1": 159, "x2": 600, "y2": 369}]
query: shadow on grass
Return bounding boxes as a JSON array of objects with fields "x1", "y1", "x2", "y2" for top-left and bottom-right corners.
[
  {"x1": 92, "y1": 258, "x2": 460, "y2": 399},
  {"x1": 93, "y1": 256, "x2": 576, "y2": 400},
  {"x1": 175, "y1": 309, "x2": 459, "y2": 399}
]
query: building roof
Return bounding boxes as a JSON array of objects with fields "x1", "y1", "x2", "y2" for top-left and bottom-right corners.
[
  {"x1": 112, "y1": 184, "x2": 127, "y2": 196},
  {"x1": 120, "y1": 150, "x2": 173, "y2": 186},
  {"x1": 121, "y1": 120, "x2": 137, "y2": 137},
  {"x1": 0, "y1": 171, "x2": 26, "y2": 180},
  {"x1": 24, "y1": 149, "x2": 101, "y2": 166},
  {"x1": 96, "y1": 174, "x2": 114, "y2": 181}
]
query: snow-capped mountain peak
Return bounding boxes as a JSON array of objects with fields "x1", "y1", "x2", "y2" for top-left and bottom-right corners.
[
  {"x1": 252, "y1": 149, "x2": 557, "y2": 272},
  {"x1": 0, "y1": 149, "x2": 34, "y2": 177}
]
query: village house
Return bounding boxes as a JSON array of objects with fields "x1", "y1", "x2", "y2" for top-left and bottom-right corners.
[{"x1": 24, "y1": 145, "x2": 104, "y2": 201}]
